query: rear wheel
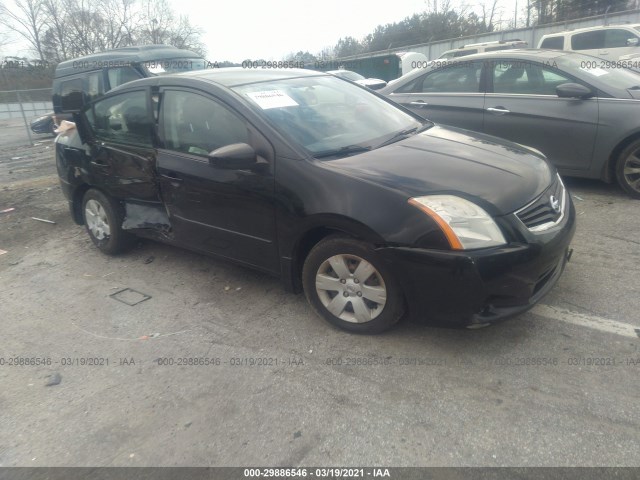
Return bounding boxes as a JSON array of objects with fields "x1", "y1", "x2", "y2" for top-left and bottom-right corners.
[
  {"x1": 82, "y1": 189, "x2": 133, "y2": 254},
  {"x1": 302, "y1": 236, "x2": 404, "y2": 333},
  {"x1": 615, "y1": 139, "x2": 640, "y2": 199}
]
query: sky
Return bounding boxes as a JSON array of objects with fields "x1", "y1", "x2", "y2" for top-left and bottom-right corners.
[
  {"x1": 1, "y1": 0, "x2": 520, "y2": 62},
  {"x1": 196, "y1": 0, "x2": 519, "y2": 62},
  {"x1": 199, "y1": 0, "x2": 432, "y2": 62}
]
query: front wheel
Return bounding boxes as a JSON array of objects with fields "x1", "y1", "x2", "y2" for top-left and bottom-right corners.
[
  {"x1": 302, "y1": 236, "x2": 404, "y2": 333},
  {"x1": 615, "y1": 139, "x2": 640, "y2": 199},
  {"x1": 82, "y1": 189, "x2": 134, "y2": 254}
]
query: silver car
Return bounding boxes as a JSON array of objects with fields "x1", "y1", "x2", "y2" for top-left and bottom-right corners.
[{"x1": 380, "y1": 50, "x2": 640, "y2": 198}]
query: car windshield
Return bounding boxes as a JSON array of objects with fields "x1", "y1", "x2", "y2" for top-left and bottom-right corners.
[
  {"x1": 143, "y1": 58, "x2": 207, "y2": 75},
  {"x1": 234, "y1": 75, "x2": 425, "y2": 156},
  {"x1": 557, "y1": 53, "x2": 640, "y2": 90}
]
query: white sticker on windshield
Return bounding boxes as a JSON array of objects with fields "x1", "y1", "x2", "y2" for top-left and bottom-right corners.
[
  {"x1": 579, "y1": 67, "x2": 609, "y2": 77},
  {"x1": 246, "y1": 90, "x2": 298, "y2": 109}
]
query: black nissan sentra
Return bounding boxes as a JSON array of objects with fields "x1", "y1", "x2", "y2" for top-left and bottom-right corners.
[{"x1": 55, "y1": 68, "x2": 575, "y2": 333}]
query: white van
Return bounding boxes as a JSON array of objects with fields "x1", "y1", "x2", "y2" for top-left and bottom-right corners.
[
  {"x1": 537, "y1": 24, "x2": 640, "y2": 61},
  {"x1": 438, "y1": 40, "x2": 528, "y2": 59}
]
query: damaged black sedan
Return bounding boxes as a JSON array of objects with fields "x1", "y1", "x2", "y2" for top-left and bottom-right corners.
[{"x1": 56, "y1": 68, "x2": 575, "y2": 333}]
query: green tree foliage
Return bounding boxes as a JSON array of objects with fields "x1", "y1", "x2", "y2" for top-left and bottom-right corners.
[
  {"x1": 327, "y1": 0, "x2": 631, "y2": 58},
  {"x1": 533, "y1": 0, "x2": 629, "y2": 25},
  {"x1": 330, "y1": 1, "x2": 499, "y2": 57},
  {"x1": 333, "y1": 37, "x2": 365, "y2": 58},
  {"x1": 286, "y1": 50, "x2": 318, "y2": 64}
]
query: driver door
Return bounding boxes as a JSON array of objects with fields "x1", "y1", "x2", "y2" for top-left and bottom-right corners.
[{"x1": 156, "y1": 88, "x2": 278, "y2": 272}]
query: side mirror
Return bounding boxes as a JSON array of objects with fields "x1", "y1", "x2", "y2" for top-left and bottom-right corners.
[
  {"x1": 208, "y1": 143, "x2": 257, "y2": 169},
  {"x1": 627, "y1": 37, "x2": 639, "y2": 47},
  {"x1": 556, "y1": 83, "x2": 594, "y2": 99}
]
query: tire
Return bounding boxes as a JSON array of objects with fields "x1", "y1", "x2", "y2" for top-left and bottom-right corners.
[
  {"x1": 615, "y1": 139, "x2": 640, "y2": 199},
  {"x1": 81, "y1": 189, "x2": 134, "y2": 254},
  {"x1": 302, "y1": 236, "x2": 404, "y2": 334}
]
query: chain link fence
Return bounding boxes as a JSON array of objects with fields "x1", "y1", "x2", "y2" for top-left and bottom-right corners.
[{"x1": 0, "y1": 88, "x2": 54, "y2": 147}]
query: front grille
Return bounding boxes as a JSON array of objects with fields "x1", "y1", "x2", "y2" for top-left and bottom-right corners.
[{"x1": 516, "y1": 175, "x2": 566, "y2": 231}]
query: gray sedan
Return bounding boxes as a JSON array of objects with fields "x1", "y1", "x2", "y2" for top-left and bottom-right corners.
[{"x1": 380, "y1": 50, "x2": 640, "y2": 198}]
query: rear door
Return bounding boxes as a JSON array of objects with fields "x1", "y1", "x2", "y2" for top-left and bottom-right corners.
[
  {"x1": 483, "y1": 59, "x2": 598, "y2": 172},
  {"x1": 156, "y1": 88, "x2": 279, "y2": 272},
  {"x1": 82, "y1": 89, "x2": 159, "y2": 202},
  {"x1": 386, "y1": 60, "x2": 485, "y2": 132}
]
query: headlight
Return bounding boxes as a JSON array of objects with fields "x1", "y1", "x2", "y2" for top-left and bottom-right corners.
[{"x1": 408, "y1": 195, "x2": 507, "y2": 250}]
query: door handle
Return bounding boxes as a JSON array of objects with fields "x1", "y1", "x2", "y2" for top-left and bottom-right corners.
[
  {"x1": 90, "y1": 159, "x2": 110, "y2": 168},
  {"x1": 160, "y1": 173, "x2": 183, "y2": 183},
  {"x1": 409, "y1": 100, "x2": 429, "y2": 108},
  {"x1": 486, "y1": 107, "x2": 510, "y2": 115}
]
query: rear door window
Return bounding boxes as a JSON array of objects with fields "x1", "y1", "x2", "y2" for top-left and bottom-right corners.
[
  {"x1": 86, "y1": 90, "x2": 153, "y2": 146},
  {"x1": 397, "y1": 62, "x2": 483, "y2": 93}
]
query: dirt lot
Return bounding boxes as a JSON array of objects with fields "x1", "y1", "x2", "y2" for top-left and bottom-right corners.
[{"x1": 1, "y1": 132, "x2": 639, "y2": 468}]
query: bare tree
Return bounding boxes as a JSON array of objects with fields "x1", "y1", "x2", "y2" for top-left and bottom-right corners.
[
  {"x1": 41, "y1": 0, "x2": 67, "y2": 61},
  {"x1": 94, "y1": 0, "x2": 136, "y2": 50},
  {"x1": 480, "y1": 0, "x2": 500, "y2": 32},
  {"x1": 5, "y1": 0, "x2": 206, "y2": 62},
  {"x1": 0, "y1": 29, "x2": 11, "y2": 50},
  {"x1": 0, "y1": 0, "x2": 48, "y2": 60},
  {"x1": 137, "y1": 0, "x2": 205, "y2": 55}
]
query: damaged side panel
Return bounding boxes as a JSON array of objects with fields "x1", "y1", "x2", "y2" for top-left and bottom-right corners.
[
  {"x1": 122, "y1": 202, "x2": 171, "y2": 234},
  {"x1": 89, "y1": 144, "x2": 175, "y2": 236},
  {"x1": 56, "y1": 129, "x2": 174, "y2": 234}
]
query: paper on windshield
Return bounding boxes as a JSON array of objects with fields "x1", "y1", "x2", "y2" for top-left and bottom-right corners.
[{"x1": 246, "y1": 90, "x2": 298, "y2": 109}]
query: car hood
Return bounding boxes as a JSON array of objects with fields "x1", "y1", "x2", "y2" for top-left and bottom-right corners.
[{"x1": 324, "y1": 125, "x2": 554, "y2": 215}]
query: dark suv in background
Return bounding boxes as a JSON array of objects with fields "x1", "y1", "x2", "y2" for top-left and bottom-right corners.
[{"x1": 52, "y1": 44, "x2": 207, "y2": 118}]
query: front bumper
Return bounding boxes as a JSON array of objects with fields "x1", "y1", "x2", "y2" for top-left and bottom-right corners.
[{"x1": 377, "y1": 197, "x2": 576, "y2": 328}]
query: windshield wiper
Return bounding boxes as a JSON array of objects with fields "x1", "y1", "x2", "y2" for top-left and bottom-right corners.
[
  {"x1": 375, "y1": 123, "x2": 432, "y2": 149},
  {"x1": 313, "y1": 144, "x2": 372, "y2": 158}
]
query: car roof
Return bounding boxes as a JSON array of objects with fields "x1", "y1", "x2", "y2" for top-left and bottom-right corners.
[
  {"x1": 156, "y1": 67, "x2": 330, "y2": 87},
  {"x1": 435, "y1": 48, "x2": 568, "y2": 62},
  {"x1": 541, "y1": 24, "x2": 640, "y2": 36},
  {"x1": 445, "y1": 39, "x2": 527, "y2": 50},
  {"x1": 54, "y1": 45, "x2": 202, "y2": 77}
]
